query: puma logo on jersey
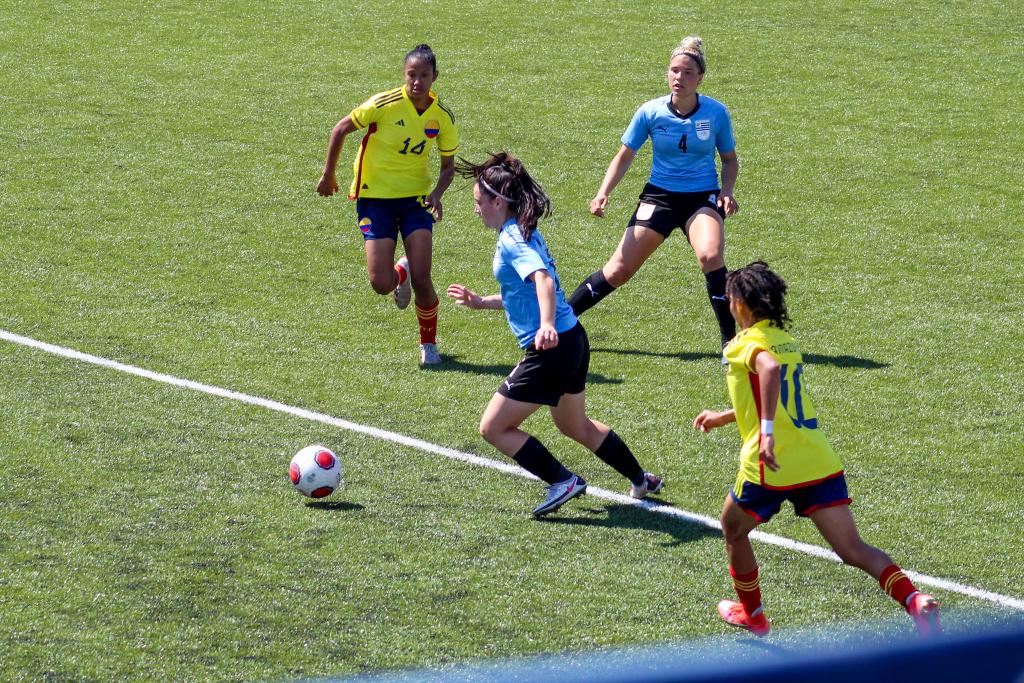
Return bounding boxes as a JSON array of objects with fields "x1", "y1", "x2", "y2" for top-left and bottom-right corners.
[
  {"x1": 586, "y1": 283, "x2": 598, "y2": 298},
  {"x1": 711, "y1": 295, "x2": 728, "y2": 302},
  {"x1": 504, "y1": 380, "x2": 516, "y2": 391}
]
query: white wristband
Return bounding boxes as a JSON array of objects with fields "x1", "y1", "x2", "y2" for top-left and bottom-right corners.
[{"x1": 760, "y1": 419, "x2": 774, "y2": 435}]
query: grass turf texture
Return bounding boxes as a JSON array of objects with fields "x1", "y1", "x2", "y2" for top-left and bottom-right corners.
[{"x1": 2, "y1": 0, "x2": 1023, "y2": 680}]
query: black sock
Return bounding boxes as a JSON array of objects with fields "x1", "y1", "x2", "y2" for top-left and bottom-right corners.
[
  {"x1": 593, "y1": 430, "x2": 644, "y2": 486},
  {"x1": 568, "y1": 270, "x2": 616, "y2": 316},
  {"x1": 513, "y1": 436, "x2": 572, "y2": 485},
  {"x1": 705, "y1": 266, "x2": 736, "y2": 343}
]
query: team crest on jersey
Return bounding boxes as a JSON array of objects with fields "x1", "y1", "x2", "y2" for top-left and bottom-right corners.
[
  {"x1": 424, "y1": 120, "x2": 440, "y2": 138},
  {"x1": 358, "y1": 217, "x2": 373, "y2": 234},
  {"x1": 695, "y1": 119, "x2": 712, "y2": 141}
]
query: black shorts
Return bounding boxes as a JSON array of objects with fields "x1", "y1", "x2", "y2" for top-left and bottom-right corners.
[
  {"x1": 628, "y1": 183, "x2": 725, "y2": 239},
  {"x1": 497, "y1": 323, "x2": 589, "y2": 406}
]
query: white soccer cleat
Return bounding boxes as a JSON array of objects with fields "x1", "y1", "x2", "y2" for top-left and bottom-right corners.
[
  {"x1": 393, "y1": 256, "x2": 411, "y2": 310},
  {"x1": 629, "y1": 473, "x2": 664, "y2": 499},
  {"x1": 532, "y1": 475, "x2": 587, "y2": 517},
  {"x1": 420, "y1": 342, "x2": 441, "y2": 365}
]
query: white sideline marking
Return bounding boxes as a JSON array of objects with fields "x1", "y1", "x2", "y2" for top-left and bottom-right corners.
[{"x1": 3, "y1": 328, "x2": 1023, "y2": 613}]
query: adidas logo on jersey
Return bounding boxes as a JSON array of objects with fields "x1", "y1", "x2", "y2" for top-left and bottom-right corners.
[{"x1": 396, "y1": 119, "x2": 405, "y2": 126}]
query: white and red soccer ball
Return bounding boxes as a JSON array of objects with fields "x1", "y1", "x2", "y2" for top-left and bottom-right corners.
[{"x1": 289, "y1": 445, "x2": 343, "y2": 498}]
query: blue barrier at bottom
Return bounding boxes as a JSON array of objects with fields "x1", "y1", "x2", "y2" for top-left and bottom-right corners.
[{"x1": 330, "y1": 616, "x2": 1024, "y2": 683}]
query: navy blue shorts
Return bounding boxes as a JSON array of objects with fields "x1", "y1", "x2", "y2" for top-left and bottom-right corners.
[
  {"x1": 356, "y1": 196, "x2": 434, "y2": 241},
  {"x1": 629, "y1": 183, "x2": 725, "y2": 239},
  {"x1": 731, "y1": 473, "x2": 851, "y2": 523},
  {"x1": 497, "y1": 323, "x2": 589, "y2": 406}
]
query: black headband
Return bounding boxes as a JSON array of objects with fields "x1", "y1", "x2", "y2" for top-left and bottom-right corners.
[{"x1": 682, "y1": 51, "x2": 706, "y2": 73}]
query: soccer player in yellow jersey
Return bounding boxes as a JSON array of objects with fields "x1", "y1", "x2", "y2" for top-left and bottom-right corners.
[
  {"x1": 693, "y1": 261, "x2": 940, "y2": 638},
  {"x1": 317, "y1": 44, "x2": 458, "y2": 365}
]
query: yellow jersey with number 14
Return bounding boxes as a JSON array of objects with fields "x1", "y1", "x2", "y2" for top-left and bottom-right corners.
[
  {"x1": 347, "y1": 85, "x2": 458, "y2": 200},
  {"x1": 724, "y1": 320, "x2": 843, "y2": 490}
]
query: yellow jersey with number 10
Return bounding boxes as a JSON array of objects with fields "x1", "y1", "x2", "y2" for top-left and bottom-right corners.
[
  {"x1": 723, "y1": 320, "x2": 843, "y2": 490},
  {"x1": 347, "y1": 85, "x2": 458, "y2": 200}
]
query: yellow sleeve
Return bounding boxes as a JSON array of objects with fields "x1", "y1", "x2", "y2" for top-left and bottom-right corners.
[
  {"x1": 743, "y1": 346, "x2": 762, "y2": 373},
  {"x1": 348, "y1": 94, "x2": 382, "y2": 130}
]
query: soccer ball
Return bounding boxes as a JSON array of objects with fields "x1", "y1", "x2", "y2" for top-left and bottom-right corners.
[{"x1": 289, "y1": 445, "x2": 343, "y2": 498}]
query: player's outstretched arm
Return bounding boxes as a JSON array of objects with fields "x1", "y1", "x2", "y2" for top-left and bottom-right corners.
[
  {"x1": 447, "y1": 284, "x2": 503, "y2": 310},
  {"x1": 590, "y1": 145, "x2": 637, "y2": 217},
  {"x1": 317, "y1": 116, "x2": 358, "y2": 197},
  {"x1": 692, "y1": 409, "x2": 736, "y2": 432},
  {"x1": 426, "y1": 155, "x2": 456, "y2": 222}
]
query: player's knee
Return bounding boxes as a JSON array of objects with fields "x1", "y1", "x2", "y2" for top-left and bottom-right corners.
[
  {"x1": 833, "y1": 540, "x2": 871, "y2": 569},
  {"x1": 410, "y1": 275, "x2": 435, "y2": 299},
  {"x1": 554, "y1": 419, "x2": 586, "y2": 442},
  {"x1": 478, "y1": 418, "x2": 500, "y2": 445},
  {"x1": 716, "y1": 518, "x2": 741, "y2": 544},
  {"x1": 369, "y1": 272, "x2": 395, "y2": 295},
  {"x1": 604, "y1": 261, "x2": 635, "y2": 288},
  {"x1": 697, "y1": 252, "x2": 725, "y2": 273},
  {"x1": 720, "y1": 518, "x2": 748, "y2": 545}
]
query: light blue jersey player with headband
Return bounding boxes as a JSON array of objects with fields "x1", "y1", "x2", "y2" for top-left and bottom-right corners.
[
  {"x1": 493, "y1": 217, "x2": 577, "y2": 348},
  {"x1": 447, "y1": 152, "x2": 664, "y2": 518}
]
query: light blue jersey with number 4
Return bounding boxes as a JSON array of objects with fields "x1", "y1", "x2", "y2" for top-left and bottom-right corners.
[
  {"x1": 622, "y1": 94, "x2": 735, "y2": 193},
  {"x1": 493, "y1": 218, "x2": 578, "y2": 349}
]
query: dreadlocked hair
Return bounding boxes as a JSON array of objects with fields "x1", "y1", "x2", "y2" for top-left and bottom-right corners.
[
  {"x1": 726, "y1": 261, "x2": 792, "y2": 330},
  {"x1": 454, "y1": 152, "x2": 551, "y2": 240}
]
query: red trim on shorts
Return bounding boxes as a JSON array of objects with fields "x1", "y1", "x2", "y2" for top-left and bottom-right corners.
[
  {"x1": 801, "y1": 498, "x2": 852, "y2": 516},
  {"x1": 731, "y1": 488, "x2": 767, "y2": 523},
  {"x1": 737, "y1": 504, "x2": 766, "y2": 523},
  {"x1": 348, "y1": 122, "x2": 377, "y2": 200}
]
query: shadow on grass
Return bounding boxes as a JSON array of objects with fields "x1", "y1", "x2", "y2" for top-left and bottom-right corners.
[
  {"x1": 592, "y1": 347, "x2": 888, "y2": 369},
  {"x1": 421, "y1": 354, "x2": 623, "y2": 384},
  {"x1": 306, "y1": 500, "x2": 364, "y2": 512},
  {"x1": 539, "y1": 502, "x2": 721, "y2": 547}
]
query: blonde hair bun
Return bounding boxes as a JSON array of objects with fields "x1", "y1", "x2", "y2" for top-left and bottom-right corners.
[{"x1": 671, "y1": 36, "x2": 706, "y2": 73}]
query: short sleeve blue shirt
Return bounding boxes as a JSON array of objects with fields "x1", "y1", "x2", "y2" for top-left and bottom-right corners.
[
  {"x1": 493, "y1": 219, "x2": 578, "y2": 348},
  {"x1": 621, "y1": 94, "x2": 735, "y2": 193}
]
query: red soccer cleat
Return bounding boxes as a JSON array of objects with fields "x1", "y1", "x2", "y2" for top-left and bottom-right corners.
[
  {"x1": 717, "y1": 599, "x2": 770, "y2": 637},
  {"x1": 907, "y1": 593, "x2": 942, "y2": 637}
]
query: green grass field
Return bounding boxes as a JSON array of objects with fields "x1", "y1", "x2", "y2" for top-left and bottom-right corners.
[{"x1": 2, "y1": 0, "x2": 1023, "y2": 680}]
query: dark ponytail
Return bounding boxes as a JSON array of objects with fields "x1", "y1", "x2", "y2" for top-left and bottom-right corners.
[
  {"x1": 726, "y1": 261, "x2": 791, "y2": 330},
  {"x1": 405, "y1": 43, "x2": 437, "y2": 71},
  {"x1": 455, "y1": 152, "x2": 551, "y2": 240}
]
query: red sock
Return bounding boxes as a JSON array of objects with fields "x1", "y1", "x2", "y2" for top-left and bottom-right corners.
[
  {"x1": 416, "y1": 300, "x2": 438, "y2": 344},
  {"x1": 394, "y1": 261, "x2": 408, "y2": 286},
  {"x1": 879, "y1": 564, "x2": 918, "y2": 608},
  {"x1": 730, "y1": 565, "x2": 763, "y2": 617}
]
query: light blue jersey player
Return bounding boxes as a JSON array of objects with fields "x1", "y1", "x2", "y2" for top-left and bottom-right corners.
[
  {"x1": 567, "y1": 36, "x2": 741, "y2": 355},
  {"x1": 447, "y1": 152, "x2": 663, "y2": 518},
  {"x1": 622, "y1": 93, "x2": 735, "y2": 193},
  {"x1": 493, "y1": 218, "x2": 577, "y2": 348}
]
